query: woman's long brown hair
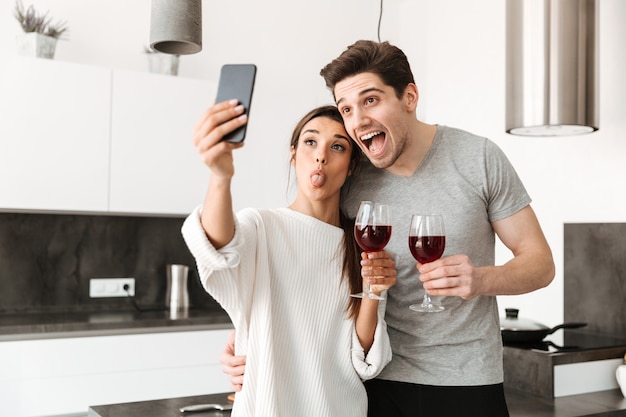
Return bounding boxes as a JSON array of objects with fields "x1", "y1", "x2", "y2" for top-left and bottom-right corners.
[{"x1": 289, "y1": 106, "x2": 363, "y2": 319}]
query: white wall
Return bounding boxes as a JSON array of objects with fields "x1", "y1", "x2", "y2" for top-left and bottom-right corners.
[
  {"x1": 1, "y1": 0, "x2": 625, "y2": 327},
  {"x1": 384, "y1": 0, "x2": 626, "y2": 326}
]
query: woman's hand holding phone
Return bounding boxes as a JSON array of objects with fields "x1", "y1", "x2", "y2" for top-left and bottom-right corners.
[{"x1": 192, "y1": 100, "x2": 247, "y2": 179}]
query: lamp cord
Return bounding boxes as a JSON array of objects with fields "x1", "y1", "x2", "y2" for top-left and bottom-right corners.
[{"x1": 377, "y1": 0, "x2": 384, "y2": 42}]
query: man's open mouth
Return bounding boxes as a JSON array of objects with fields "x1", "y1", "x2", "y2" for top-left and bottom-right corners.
[{"x1": 360, "y1": 131, "x2": 386, "y2": 156}]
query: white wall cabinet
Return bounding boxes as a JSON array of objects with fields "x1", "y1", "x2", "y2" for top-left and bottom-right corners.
[
  {"x1": 0, "y1": 329, "x2": 232, "y2": 417},
  {"x1": 0, "y1": 57, "x2": 214, "y2": 215},
  {"x1": 109, "y1": 70, "x2": 211, "y2": 215},
  {"x1": 0, "y1": 57, "x2": 111, "y2": 212}
]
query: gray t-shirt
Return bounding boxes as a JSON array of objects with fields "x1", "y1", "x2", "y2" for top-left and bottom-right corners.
[{"x1": 342, "y1": 125, "x2": 531, "y2": 386}]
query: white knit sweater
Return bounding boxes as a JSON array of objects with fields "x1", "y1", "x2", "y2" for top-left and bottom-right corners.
[{"x1": 182, "y1": 206, "x2": 391, "y2": 417}]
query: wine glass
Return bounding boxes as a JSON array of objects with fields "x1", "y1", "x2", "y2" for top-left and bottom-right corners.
[
  {"x1": 352, "y1": 201, "x2": 392, "y2": 300},
  {"x1": 408, "y1": 214, "x2": 446, "y2": 312}
]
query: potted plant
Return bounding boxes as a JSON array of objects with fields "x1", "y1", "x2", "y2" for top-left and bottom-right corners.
[{"x1": 13, "y1": 0, "x2": 68, "y2": 59}]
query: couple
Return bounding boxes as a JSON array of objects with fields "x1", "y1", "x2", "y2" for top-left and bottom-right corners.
[{"x1": 182, "y1": 40, "x2": 555, "y2": 417}]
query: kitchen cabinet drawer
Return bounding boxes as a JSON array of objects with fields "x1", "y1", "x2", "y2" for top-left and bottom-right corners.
[
  {"x1": 0, "y1": 329, "x2": 232, "y2": 417},
  {"x1": 0, "y1": 57, "x2": 111, "y2": 212}
]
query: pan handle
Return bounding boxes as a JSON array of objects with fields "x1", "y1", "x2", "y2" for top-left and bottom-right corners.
[{"x1": 547, "y1": 322, "x2": 587, "y2": 334}]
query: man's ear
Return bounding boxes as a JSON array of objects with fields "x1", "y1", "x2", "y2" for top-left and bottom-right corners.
[{"x1": 404, "y1": 83, "x2": 419, "y2": 112}]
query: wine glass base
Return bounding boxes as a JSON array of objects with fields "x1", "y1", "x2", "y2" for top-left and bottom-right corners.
[
  {"x1": 409, "y1": 303, "x2": 444, "y2": 312},
  {"x1": 351, "y1": 292, "x2": 385, "y2": 301}
]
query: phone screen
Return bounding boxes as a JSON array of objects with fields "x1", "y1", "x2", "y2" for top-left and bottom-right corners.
[{"x1": 215, "y1": 64, "x2": 257, "y2": 143}]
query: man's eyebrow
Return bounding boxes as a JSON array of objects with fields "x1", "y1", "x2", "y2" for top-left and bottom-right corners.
[{"x1": 336, "y1": 87, "x2": 386, "y2": 106}]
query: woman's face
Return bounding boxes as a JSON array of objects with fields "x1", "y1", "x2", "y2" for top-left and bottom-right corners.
[{"x1": 291, "y1": 116, "x2": 353, "y2": 204}]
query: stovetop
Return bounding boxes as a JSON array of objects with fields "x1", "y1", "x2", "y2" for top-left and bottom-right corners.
[{"x1": 503, "y1": 329, "x2": 626, "y2": 353}]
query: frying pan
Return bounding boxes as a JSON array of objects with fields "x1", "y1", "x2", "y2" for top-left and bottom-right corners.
[{"x1": 500, "y1": 308, "x2": 587, "y2": 344}]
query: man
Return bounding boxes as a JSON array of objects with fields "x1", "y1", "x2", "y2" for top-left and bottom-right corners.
[{"x1": 221, "y1": 40, "x2": 555, "y2": 416}]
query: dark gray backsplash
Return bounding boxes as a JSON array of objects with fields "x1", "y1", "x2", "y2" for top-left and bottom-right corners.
[
  {"x1": 0, "y1": 212, "x2": 220, "y2": 314},
  {"x1": 564, "y1": 223, "x2": 626, "y2": 337}
]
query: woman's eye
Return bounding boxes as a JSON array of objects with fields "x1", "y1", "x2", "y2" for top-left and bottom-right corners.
[
  {"x1": 331, "y1": 144, "x2": 346, "y2": 151},
  {"x1": 304, "y1": 139, "x2": 315, "y2": 146}
]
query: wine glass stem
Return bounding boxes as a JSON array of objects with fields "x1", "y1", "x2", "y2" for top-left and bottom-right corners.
[{"x1": 423, "y1": 293, "x2": 432, "y2": 306}]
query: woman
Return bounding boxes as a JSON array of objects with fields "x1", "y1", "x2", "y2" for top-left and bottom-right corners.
[{"x1": 182, "y1": 101, "x2": 395, "y2": 416}]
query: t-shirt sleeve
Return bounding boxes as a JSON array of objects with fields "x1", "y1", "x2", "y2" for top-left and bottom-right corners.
[{"x1": 484, "y1": 140, "x2": 532, "y2": 222}]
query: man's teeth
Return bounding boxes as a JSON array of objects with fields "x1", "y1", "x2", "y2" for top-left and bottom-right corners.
[{"x1": 361, "y1": 131, "x2": 381, "y2": 141}]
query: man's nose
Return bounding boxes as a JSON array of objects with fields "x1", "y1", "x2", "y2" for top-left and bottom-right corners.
[{"x1": 351, "y1": 107, "x2": 368, "y2": 131}]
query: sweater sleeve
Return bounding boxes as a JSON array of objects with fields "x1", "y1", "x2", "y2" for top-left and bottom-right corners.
[
  {"x1": 350, "y1": 298, "x2": 392, "y2": 380},
  {"x1": 181, "y1": 206, "x2": 242, "y2": 273},
  {"x1": 181, "y1": 206, "x2": 259, "y2": 354}
]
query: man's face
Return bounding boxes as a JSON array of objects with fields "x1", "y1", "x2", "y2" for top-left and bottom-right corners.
[{"x1": 334, "y1": 72, "x2": 411, "y2": 170}]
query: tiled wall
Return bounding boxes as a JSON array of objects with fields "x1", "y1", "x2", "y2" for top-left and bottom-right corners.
[
  {"x1": 564, "y1": 223, "x2": 626, "y2": 337},
  {"x1": 0, "y1": 212, "x2": 219, "y2": 314}
]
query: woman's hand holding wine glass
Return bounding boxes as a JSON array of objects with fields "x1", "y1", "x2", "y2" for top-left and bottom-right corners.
[
  {"x1": 352, "y1": 201, "x2": 392, "y2": 300},
  {"x1": 360, "y1": 250, "x2": 396, "y2": 298},
  {"x1": 408, "y1": 214, "x2": 446, "y2": 312}
]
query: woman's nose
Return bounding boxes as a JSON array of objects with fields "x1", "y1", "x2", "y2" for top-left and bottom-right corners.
[{"x1": 315, "y1": 150, "x2": 327, "y2": 164}]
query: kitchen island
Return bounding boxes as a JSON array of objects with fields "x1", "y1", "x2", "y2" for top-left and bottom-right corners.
[
  {"x1": 88, "y1": 392, "x2": 234, "y2": 417},
  {"x1": 87, "y1": 389, "x2": 626, "y2": 417},
  {"x1": 505, "y1": 387, "x2": 626, "y2": 416}
]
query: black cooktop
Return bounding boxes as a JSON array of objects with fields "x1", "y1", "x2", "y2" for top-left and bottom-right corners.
[{"x1": 503, "y1": 329, "x2": 626, "y2": 353}]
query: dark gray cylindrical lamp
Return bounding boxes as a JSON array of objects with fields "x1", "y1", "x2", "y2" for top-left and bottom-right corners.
[
  {"x1": 506, "y1": 0, "x2": 598, "y2": 136},
  {"x1": 149, "y1": 0, "x2": 202, "y2": 55}
]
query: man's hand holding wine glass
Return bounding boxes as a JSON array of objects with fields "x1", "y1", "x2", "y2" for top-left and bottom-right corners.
[{"x1": 416, "y1": 253, "x2": 481, "y2": 300}]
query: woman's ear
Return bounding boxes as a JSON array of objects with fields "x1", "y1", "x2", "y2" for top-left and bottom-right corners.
[{"x1": 290, "y1": 146, "x2": 296, "y2": 166}]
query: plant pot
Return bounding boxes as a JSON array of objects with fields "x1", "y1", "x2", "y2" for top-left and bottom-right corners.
[
  {"x1": 147, "y1": 53, "x2": 180, "y2": 76},
  {"x1": 16, "y1": 33, "x2": 58, "y2": 59}
]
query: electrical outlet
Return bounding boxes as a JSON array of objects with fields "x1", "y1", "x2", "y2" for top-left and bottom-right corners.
[{"x1": 89, "y1": 278, "x2": 135, "y2": 298}]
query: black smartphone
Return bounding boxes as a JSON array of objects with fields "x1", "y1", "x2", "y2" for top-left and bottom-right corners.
[{"x1": 215, "y1": 64, "x2": 257, "y2": 143}]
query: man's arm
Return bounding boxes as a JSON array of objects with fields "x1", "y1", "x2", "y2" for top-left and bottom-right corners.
[
  {"x1": 219, "y1": 330, "x2": 246, "y2": 392},
  {"x1": 420, "y1": 205, "x2": 555, "y2": 298}
]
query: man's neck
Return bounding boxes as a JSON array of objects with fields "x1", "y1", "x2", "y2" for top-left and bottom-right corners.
[{"x1": 385, "y1": 122, "x2": 437, "y2": 177}]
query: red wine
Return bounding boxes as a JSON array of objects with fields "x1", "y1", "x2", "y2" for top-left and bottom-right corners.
[
  {"x1": 354, "y1": 224, "x2": 392, "y2": 252},
  {"x1": 409, "y1": 235, "x2": 445, "y2": 263}
]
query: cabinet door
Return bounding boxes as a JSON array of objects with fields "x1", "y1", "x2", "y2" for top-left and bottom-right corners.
[
  {"x1": 0, "y1": 329, "x2": 232, "y2": 417},
  {"x1": 0, "y1": 57, "x2": 111, "y2": 212},
  {"x1": 110, "y1": 70, "x2": 215, "y2": 215}
]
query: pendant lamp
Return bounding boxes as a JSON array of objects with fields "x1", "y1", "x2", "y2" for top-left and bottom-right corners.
[
  {"x1": 149, "y1": 0, "x2": 202, "y2": 55},
  {"x1": 505, "y1": 0, "x2": 598, "y2": 136}
]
